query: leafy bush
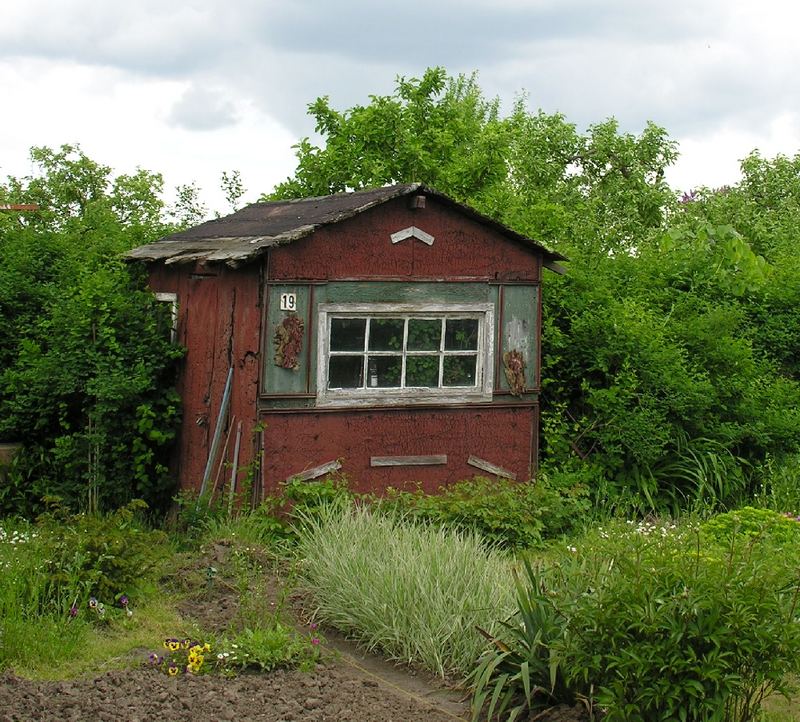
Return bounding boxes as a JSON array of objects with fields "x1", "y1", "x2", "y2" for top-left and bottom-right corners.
[
  {"x1": 701, "y1": 506, "x2": 800, "y2": 547},
  {"x1": 282, "y1": 474, "x2": 353, "y2": 517},
  {"x1": 0, "y1": 146, "x2": 184, "y2": 516},
  {"x1": 471, "y1": 518, "x2": 800, "y2": 721},
  {"x1": 568, "y1": 522, "x2": 800, "y2": 720},
  {"x1": 379, "y1": 474, "x2": 590, "y2": 550},
  {"x1": 38, "y1": 500, "x2": 168, "y2": 603},
  {"x1": 296, "y1": 504, "x2": 514, "y2": 678}
]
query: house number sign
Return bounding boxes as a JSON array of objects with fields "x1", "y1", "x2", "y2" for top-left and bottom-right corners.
[{"x1": 279, "y1": 293, "x2": 297, "y2": 311}]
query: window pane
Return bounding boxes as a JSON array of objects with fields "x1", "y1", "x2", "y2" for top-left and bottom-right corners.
[
  {"x1": 369, "y1": 318, "x2": 404, "y2": 351},
  {"x1": 406, "y1": 355, "x2": 440, "y2": 387},
  {"x1": 443, "y1": 355, "x2": 477, "y2": 386},
  {"x1": 329, "y1": 356, "x2": 363, "y2": 389},
  {"x1": 367, "y1": 356, "x2": 402, "y2": 388},
  {"x1": 330, "y1": 318, "x2": 366, "y2": 351},
  {"x1": 407, "y1": 319, "x2": 441, "y2": 351},
  {"x1": 445, "y1": 319, "x2": 479, "y2": 350}
]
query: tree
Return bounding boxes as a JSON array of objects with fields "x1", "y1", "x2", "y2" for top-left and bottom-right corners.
[
  {"x1": 0, "y1": 145, "x2": 183, "y2": 514},
  {"x1": 270, "y1": 68, "x2": 800, "y2": 512}
]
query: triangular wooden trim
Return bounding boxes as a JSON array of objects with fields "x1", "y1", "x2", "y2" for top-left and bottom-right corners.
[{"x1": 390, "y1": 226, "x2": 435, "y2": 246}]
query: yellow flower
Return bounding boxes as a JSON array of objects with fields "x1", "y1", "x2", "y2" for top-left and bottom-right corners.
[
  {"x1": 168, "y1": 640, "x2": 181, "y2": 652},
  {"x1": 168, "y1": 665, "x2": 179, "y2": 676}
]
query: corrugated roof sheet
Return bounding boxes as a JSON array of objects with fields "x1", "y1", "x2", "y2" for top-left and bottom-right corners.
[{"x1": 124, "y1": 183, "x2": 567, "y2": 268}]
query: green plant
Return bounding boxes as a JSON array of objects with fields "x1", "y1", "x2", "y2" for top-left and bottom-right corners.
[
  {"x1": 560, "y1": 519, "x2": 800, "y2": 720},
  {"x1": 37, "y1": 499, "x2": 168, "y2": 603},
  {"x1": 469, "y1": 558, "x2": 575, "y2": 721},
  {"x1": 0, "y1": 145, "x2": 184, "y2": 516},
  {"x1": 469, "y1": 517, "x2": 800, "y2": 721},
  {"x1": 380, "y1": 475, "x2": 590, "y2": 550},
  {"x1": 0, "y1": 517, "x2": 90, "y2": 672},
  {"x1": 753, "y1": 453, "x2": 800, "y2": 515},
  {"x1": 215, "y1": 621, "x2": 321, "y2": 674},
  {"x1": 295, "y1": 504, "x2": 514, "y2": 678},
  {"x1": 701, "y1": 506, "x2": 800, "y2": 548},
  {"x1": 282, "y1": 474, "x2": 353, "y2": 516}
]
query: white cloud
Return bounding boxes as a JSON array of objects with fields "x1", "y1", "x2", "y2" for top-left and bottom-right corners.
[
  {"x1": 2, "y1": 0, "x2": 800, "y2": 217},
  {"x1": 167, "y1": 84, "x2": 239, "y2": 131},
  {"x1": 668, "y1": 112, "x2": 800, "y2": 193}
]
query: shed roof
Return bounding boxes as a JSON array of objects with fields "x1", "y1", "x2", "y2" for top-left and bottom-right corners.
[{"x1": 125, "y1": 183, "x2": 567, "y2": 271}]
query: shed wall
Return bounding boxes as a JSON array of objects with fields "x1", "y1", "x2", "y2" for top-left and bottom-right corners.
[
  {"x1": 148, "y1": 263, "x2": 262, "y2": 495},
  {"x1": 260, "y1": 405, "x2": 537, "y2": 494},
  {"x1": 268, "y1": 196, "x2": 541, "y2": 281},
  {"x1": 147, "y1": 191, "x2": 546, "y2": 498}
]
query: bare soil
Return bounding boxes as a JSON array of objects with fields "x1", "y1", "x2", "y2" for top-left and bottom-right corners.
[{"x1": 0, "y1": 540, "x2": 590, "y2": 721}]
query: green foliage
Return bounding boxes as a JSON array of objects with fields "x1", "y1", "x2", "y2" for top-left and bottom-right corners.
[
  {"x1": 173, "y1": 475, "x2": 354, "y2": 551},
  {"x1": 380, "y1": 474, "x2": 590, "y2": 550},
  {"x1": 562, "y1": 522, "x2": 800, "y2": 720},
  {"x1": 471, "y1": 518, "x2": 800, "y2": 720},
  {"x1": 0, "y1": 506, "x2": 169, "y2": 674},
  {"x1": 271, "y1": 68, "x2": 511, "y2": 209},
  {"x1": 470, "y1": 558, "x2": 575, "y2": 721},
  {"x1": 220, "y1": 621, "x2": 321, "y2": 673},
  {"x1": 281, "y1": 474, "x2": 353, "y2": 516},
  {"x1": 701, "y1": 506, "x2": 800, "y2": 547},
  {"x1": 0, "y1": 144, "x2": 184, "y2": 515},
  {"x1": 296, "y1": 504, "x2": 515, "y2": 678},
  {"x1": 752, "y1": 453, "x2": 800, "y2": 515},
  {"x1": 37, "y1": 500, "x2": 168, "y2": 603}
]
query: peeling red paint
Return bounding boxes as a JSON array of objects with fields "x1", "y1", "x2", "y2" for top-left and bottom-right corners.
[
  {"x1": 260, "y1": 406, "x2": 537, "y2": 496},
  {"x1": 149, "y1": 263, "x2": 261, "y2": 494},
  {"x1": 268, "y1": 197, "x2": 540, "y2": 282}
]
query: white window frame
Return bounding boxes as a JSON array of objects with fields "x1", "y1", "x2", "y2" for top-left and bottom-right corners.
[
  {"x1": 316, "y1": 302, "x2": 494, "y2": 407},
  {"x1": 154, "y1": 292, "x2": 178, "y2": 343}
]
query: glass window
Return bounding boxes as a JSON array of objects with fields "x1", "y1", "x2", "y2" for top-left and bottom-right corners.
[{"x1": 319, "y1": 303, "x2": 494, "y2": 405}]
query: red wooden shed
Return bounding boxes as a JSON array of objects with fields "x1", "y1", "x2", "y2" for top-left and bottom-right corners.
[{"x1": 126, "y1": 184, "x2": 566, "y2": 499}]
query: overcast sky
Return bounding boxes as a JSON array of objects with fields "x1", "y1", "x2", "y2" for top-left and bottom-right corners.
[{"x1": 2, "y1": 0, "x2": 799, "y2": 213}]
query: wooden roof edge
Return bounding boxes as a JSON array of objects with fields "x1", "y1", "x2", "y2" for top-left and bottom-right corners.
[{"x1": 124, "y1": 182, "x2": 569, "y2": 268}]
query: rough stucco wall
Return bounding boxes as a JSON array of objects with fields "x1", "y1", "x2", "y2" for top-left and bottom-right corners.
[
  {"x1": 260, "y1": 405, "x2": 536, "y2": 495},
  {"x1": 268, "y1": 196, "x2": 541, "y2": 282},
  {"x1": 148, "y1": 263, "x2": 262, "y2": 496}
]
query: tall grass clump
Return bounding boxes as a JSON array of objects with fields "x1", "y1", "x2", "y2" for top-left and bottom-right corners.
[
  {"x1": 295, "y1": 504, "x2": 514, "y2": 678},
  {"x1": 752, "y1": 453, "x2": 800, "y2": 515}
]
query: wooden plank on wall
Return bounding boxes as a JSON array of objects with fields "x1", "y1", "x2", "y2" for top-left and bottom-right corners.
[
  {"x1": 371, "y1": 455, "x2": 447, "y2": 467},
  {"x1": 467, "y1": 455, "x2": 517, "y2": 480},
  {"x1": 286, "y1": 459, "x2": 342, "y2": 482}
]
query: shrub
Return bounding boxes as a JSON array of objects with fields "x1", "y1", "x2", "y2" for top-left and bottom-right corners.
[
  {"x1": 380, "y1": 474, "x2": 590, "y2": 550},
  {"x1": 471, "y1": 518, "x2": 800, "y2": 721},
  {"x1": 295, "y1": 504, "x2": 514, "y2": 678},
  {"x1": 37, "y1": 499, "x2": 169, "y2": 603},
  {"x1": 701, "y1": 506, "x2": 800, "y2": 547}
]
